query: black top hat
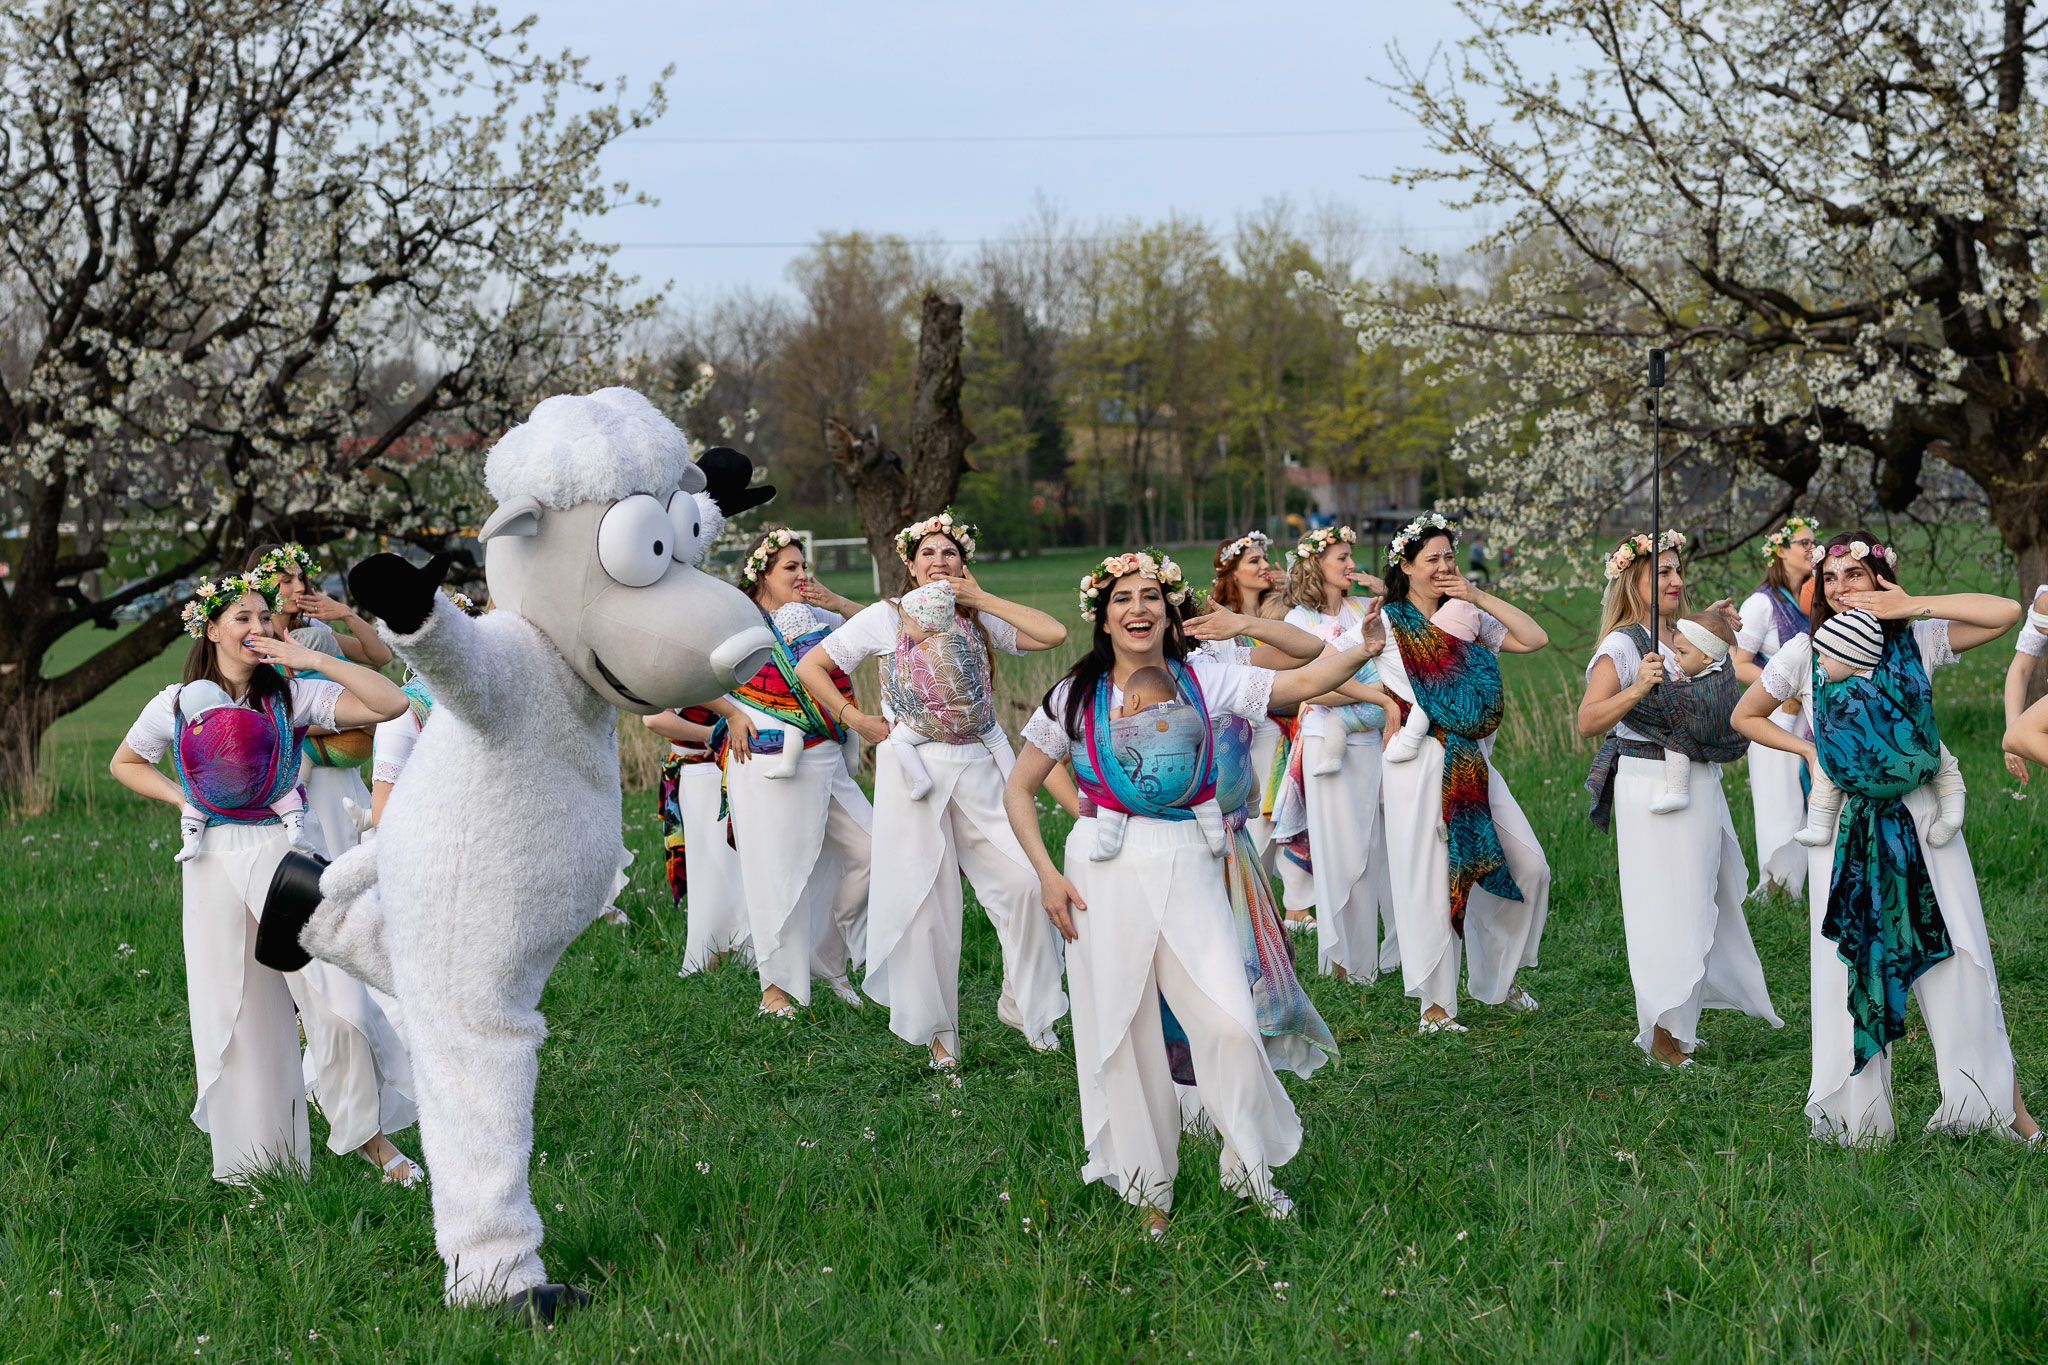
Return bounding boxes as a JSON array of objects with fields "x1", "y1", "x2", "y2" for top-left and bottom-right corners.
[{"x1": 696, "y1": 447, "x2": 776, "y2": 516}]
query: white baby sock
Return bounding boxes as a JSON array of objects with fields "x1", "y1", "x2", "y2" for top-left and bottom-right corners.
[
  {"x1": 889, "y1": 723, "x2": 935, "y2": 801},
  {"x1": 1648, "y1": 749, "x2": 1693, "y2": 814},
  {"x1": 1928, "y1": 746, "x2": 1966, "y2": 848}
]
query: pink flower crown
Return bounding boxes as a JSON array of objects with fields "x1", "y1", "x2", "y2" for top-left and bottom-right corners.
[
  {"x1": 1078, "y1": 549, "x2": 1189, "y2": 619},
  {"x1": 1811, "y1": 540, "x2": 1898, "y2": 570}
]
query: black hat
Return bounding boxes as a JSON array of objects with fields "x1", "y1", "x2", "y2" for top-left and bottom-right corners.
[{"x1": 697, "y1": 447, "x2": 776, "y2": 515}]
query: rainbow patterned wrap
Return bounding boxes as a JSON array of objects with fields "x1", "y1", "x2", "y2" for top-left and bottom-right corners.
[
  {"x1": 1384, "y1": 600, "x2": 1523, "y2": 934},
  {"x1": 172, "y1": 688, "x2": 305, "y2": 826},
  {"x1": 729, "y1": 613, "x2": 851, "y2": 751}
]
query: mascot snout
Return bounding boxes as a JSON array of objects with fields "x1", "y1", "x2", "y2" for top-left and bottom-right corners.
[{"x1": 580, "y1": 570, "x2": 775, "y2": 712}]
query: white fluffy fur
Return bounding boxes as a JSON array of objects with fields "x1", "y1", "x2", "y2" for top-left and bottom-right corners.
[
  {"x1": 484, "y1": 386, "x2": 695, "y2": 511},
  {"x1": 310, "y1": 600, "x2": 627, "y2": 1305}
]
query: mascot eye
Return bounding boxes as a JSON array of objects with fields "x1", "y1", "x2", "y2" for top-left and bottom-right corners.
[
  {"x1": 596, "y1": 495, "x2": 674, "y2": 587},
  {"x1": 667, "y1": 489, "x2": 708, "y2": 564}
]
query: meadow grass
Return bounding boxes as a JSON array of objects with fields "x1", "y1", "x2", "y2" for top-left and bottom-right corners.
[{"x1": 5, "y1": 546, "x2": 2048, "y2": 1362}]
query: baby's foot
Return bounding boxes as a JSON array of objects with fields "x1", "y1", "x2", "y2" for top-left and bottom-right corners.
[
  {"x1": 1384, "y1": 730, "x2": 1424, "y2": 764},
  {"x1": 1647, "y1": 791, "x2": 1691, "y2": 815},
  {"x1": 904, "y1": 769, "x2": 933, "y2": 801},
  {"x1": 1927, "y1": 818, "x2": 1960, "y2": 848},
  {"x1": 174, "y1": 828, "x2": 205, "y2": 864},
  {"x1": 1794, "y1": 822, "x2": 1834, "y2": 848}
]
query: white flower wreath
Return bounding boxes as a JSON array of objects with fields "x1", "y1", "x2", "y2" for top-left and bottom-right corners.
[{"x1": 1078, "y1": 549, "x2": 1190, "y2": 619}]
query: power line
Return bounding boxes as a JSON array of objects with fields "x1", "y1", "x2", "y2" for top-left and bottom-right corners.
[
  {"x1": 616, "y1": 227, "x2": 1473, "y2": 249},
  {"x1": 625, "y1": 127, "x2": 1422, "y2": 146}
]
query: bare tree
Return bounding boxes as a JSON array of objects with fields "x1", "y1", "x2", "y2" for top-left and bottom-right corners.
[
  {"x1": 825, "y1": 291, "x2": 974, "y2": 596},
  {"x1": 0, "y1": 0, "x2": 663, "y2": 789}
]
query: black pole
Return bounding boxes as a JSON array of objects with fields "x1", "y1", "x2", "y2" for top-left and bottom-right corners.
[{"x1": 1648, "y1": 348, "x2": 1666, "y2": 652}]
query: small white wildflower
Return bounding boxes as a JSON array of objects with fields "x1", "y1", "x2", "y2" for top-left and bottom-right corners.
[
  {"x1": 554, "y1": 1203, "x2": 564, "y2": 1211},
  {"x1": 1021, "y1": 1217, "x2": 1032, "y2": 1228},
  {"x1": 48, "y1": 1288, "x2": 59, "y2": 1297},
  {"x1": 197, "y1": 1336, "x2": 209, "y2": 1344},
  {"x1": 117, "y1": 943, "x2": 134, "y2": 957},
  {"x1": 821, "y1": 1266, "x2": 832, "y2": 1274},
  {"x1": 695, "y1": 1160, "x2": 710, "y2": 1174},
  {"x1": 1456, "y1": 1229, "x2": 1468, "y2": 1241},
  {"x1": 998, "y1": 1190, "x2": 1011, "y2": 1203},
  {"x1": 1409, "y1": 1331, "x2": 1421, "y2": 1341},
  {"x1": 862, "y1": 1127, "x2": 875, "y2": 1141},
  {"x1": 950, "y1": 1108, "x2": 961, "y2": 1117}
]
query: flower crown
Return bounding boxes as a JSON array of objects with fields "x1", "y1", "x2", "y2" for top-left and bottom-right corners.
[
  {"x1": 1078, "y1": 549, "x2": 1190, "y2": 619},
  {"x1": 894, "y1": 509, "x2": 979, "y2": 564},
  {"x1": 1812, "y1": 539, "x2": 1898, "y2": 570},
  {"x1": 1292, "y1": 525, "x2": 1356, "y2": 567},
  {"x1": 1215, "y1": 530, "x2": 1271, "y2": 569},
  {"x1": 741, "y1": 528, "x2": 801, "y2": 586},
  {"x1": 446, "y1": 589, "x2": 485, "y2": 618},
  {"x1": 257, "y1": 542, "x2": 318, "y2": 580},
  {"x1": 180, "y1": 570, "x2": 282, "y2": 639},
  {"x1": 1386, "y1": 512, "x2": 1455, "y2": 568},
  {"x1": 1604, "y1": 529, "x2": 1687, "y2": 582},
  {"x1": 1762, "y1": 516, "x2": 1822, "y2": 560}
]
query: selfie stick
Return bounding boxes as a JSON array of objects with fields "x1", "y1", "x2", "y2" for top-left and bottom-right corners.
[{"x1": 1648, "y1": 347, "x2": 1666, "y2": 650}]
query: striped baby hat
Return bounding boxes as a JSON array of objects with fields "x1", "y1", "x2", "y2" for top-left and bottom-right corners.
[{"x1": 1813, "y1": 608, "x2": 1885, "y2": 671}]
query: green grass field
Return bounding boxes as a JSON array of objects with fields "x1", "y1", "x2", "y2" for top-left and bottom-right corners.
[{"x1": 5, "y1": 545, "x2": 2048, "y2": 1362}]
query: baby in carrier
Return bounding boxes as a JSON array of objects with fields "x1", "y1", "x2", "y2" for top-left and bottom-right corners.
[
  {"x1": 756, "y1": 599, "x2": 843, "y2": 780},
  {"x1": 175, "y1": 681, "x2": 308, "y2": 862},
  {"x1": 1644, "y1": 611, "x2": 1738, "y2": 814},
  {"x1": 882, "y1": 579, "x2": 1014, "y2": 800},
  {"x1": 1384, "y1": 598, "x2": 1486, "y2": 766},
  {"x1": 1090, "y1": 665, "x2": 1226, "y2": 861},
  {"x1": 1796, "y1": 609, "x2": 1967, "y2": 848}
]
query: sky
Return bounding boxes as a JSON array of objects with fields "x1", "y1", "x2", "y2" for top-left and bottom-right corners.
[{"x1": 512, "y1": 0, "x2": 1500, "y2": 306}]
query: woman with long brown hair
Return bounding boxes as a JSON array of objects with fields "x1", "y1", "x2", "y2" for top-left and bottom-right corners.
[
  {"x1": 1578, "y1": 533, "x2": 1781, "y2": 1069},
  {"x1": 1734, "y1": 531, "x2": 2037, "y2": 1143},
  {"x1": 109, "y1": 573, "x2": 419, "y2": 1185},
  {"x1": 1203, "y1": 531, "x2": 1298, "y2": 875},
  {"x1": 1731, "y1": 516, "x2": 1822, "y2": 896}
]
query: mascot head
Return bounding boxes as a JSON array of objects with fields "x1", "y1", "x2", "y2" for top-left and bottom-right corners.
[{"x1": 476, "y1": 388, "x2": 774, "y2": 713}]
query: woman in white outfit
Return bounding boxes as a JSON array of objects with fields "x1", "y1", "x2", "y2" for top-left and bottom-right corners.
[
  {"x1": 1200, "y1": 532, "x2": 1296, "y2": 876},
  {"x1": 109, "y1": 574, "x2": 420, "y2": 1184},
  {"x1": 1276, "y1": 526, "x2": 1398, "y2": 983},
  {"x1": 1578, "y1": 533, "x2": 1783, "y2": 1068},
  {"x1": 715, "y1": 528, "x2": 874, "y2": 1022},
  {"x1": 1733, "y1": 530, "x2": 2038, "y2": 1144},
  {"x1": 246, "y1": 543, "x2": 392, "y2": 858},
  {"x1": 2000, "y1": 584, "x2": 2048, "y2": 785},
  {"x1": 644, "y1": 704, "x2": 750, "y2": 973},
  {"x1": 1730, "y1": 516, "x2": 1822, "y2": 897},
  {"x1": 1374, "y1": 514, "x2": 1551, "y2": 1033},
  {"x1": 1003, "y1": 549, "x2": 1381, "y2": 1237},
  {"x1": 796, "y1": 510, "x2": 1070, "y2": 1069}
]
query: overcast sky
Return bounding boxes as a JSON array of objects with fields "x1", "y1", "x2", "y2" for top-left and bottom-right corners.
[{"x1": 514, "y1": 0, "x2": 1498, "y2": 305}]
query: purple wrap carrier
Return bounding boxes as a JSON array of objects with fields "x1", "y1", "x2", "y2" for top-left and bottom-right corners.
[{"x1": 172, "y1": 690, "x2": 305, "y2": 826}]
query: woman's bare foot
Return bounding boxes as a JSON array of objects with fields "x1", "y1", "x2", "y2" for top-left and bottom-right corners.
[
  {"x1": 358, "y1": 1131, "x2": 422, "y2": 1185},
  {"x1": 1142, "y1": 1208, "x2": 1168, "y2": 1240},
  {"x1": 1422, "y1": 1003, "x2": 1451, "y2": 1024},
  {"x1": 929, "y1": 1039, "x2": 956, "y2": 1070},
  {"x1": 2014, "y1": 1078, "x2": 2040, "y2": 1141},
  {"x1": 1331, "y1": 963, "x2": 1350, "y2": 983},
  {"x1": 760, "y1": 985, "x2": 795, "y2": 1018},
  {"x1": 1648, "y1": 1026, "x2": 1691, "y2": 1069}
]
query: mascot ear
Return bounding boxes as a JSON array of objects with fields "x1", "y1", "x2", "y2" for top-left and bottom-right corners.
[
  {"x1": 480, "y1": 495, "x2": 543, "y2": 542},
  {"x1": 678, "y1": 459, "x2": 707, "y2": 494}
]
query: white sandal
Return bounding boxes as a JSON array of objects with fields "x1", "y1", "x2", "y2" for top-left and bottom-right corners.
[
  {"x1": 824, "y1": 975, "x2": 862, "y2": 1008},
  {"x1": 381, "y1": 1151, "x2": 425, "y2": 1187},
  {"x1": 1503, "y1": 985, "x2": 1539, "y2": 1013},
  {"x1": 758, "y1": 1001, "x2": 797, "y2": 1021},
  {"x1": 1418, "y1": 1016, "x2": 1469, "y2": 1035}
]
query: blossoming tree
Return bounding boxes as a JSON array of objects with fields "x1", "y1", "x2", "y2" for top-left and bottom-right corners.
[
  {"x1": 0, "y1": 0, "x2": 665, "y2": 789},
  {"x1": 1329, "y1": 0, "x2": 2048, "y2": 603}
]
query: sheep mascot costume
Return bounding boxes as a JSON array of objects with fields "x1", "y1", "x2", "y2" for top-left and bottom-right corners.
[{"x1": 264, "y1": 388, "x2": 775, "y2": 1322}]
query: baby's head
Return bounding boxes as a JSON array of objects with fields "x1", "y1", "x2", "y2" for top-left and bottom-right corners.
[
  {"x1": 1119, "y1": 665, "x2": 1179, "y2": 717},
  {"x1": 769, "y1": 600, "x2": 818, "y2": 644},
  {"x1": 1670, "y1": 612, "x2": 1735, "y2": 677},
  {"x1": 1431, "y1": 598, "x2": 1483, "y2": 642},
  {"x1": 1812, "y1": 609, "x2": 1884, "y2": 681},
  {"x1": 900, "y1": 580, "x2": 956, "y2": 634}
]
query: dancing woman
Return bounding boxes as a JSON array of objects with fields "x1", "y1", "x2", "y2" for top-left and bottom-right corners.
[
  {"x1": 109, "y1": 574, "x2": 420, "y2": 1184},
  {"x1": 1578, "y1": 534, "x2": 1782, "y2": 1068},
  {"x1": 644, "y1": 704, "x2": 750, "y2": 973},
  {"x1": 717, "y1": 528, "x2": 874, "y2": 1021},
  {"x1": 2000, "y1": 583, "x2": 2048, "y2": 784},
  {"x1": 1277, "y1": 525, "x2": 1398, "y2": 981},
  {"x1": 793, "y1": 511, "x2": 1068, "y2": 1068},
  {"x1": 1374, "y1": 514, "x2": 1551, "y2": 1032},
  {"x1": 245, "y1": 544, "x2": 391, "y2": 859},
  {"x1": 1731, "y1": 516, "x2": 1822, "y2": 895},
  {"x1": 1733, "y1": 532, "x2": 2038, "y2": 1143},
  {"x1": 1202, "y1": 531, "x2": 1295, "y2": 867},
  {"x1": 1003, "y1": 550, "x2": 1379, "y2": 1235}
]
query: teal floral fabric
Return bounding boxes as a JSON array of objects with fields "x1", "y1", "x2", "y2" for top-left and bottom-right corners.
[{"x1": 1813, "y1": 628, "x2": 1952, "y2": 1073}]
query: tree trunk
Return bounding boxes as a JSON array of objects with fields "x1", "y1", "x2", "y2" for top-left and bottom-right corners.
[{"x1": 824, "y1": 290, "x2": 975, "y2": 599}]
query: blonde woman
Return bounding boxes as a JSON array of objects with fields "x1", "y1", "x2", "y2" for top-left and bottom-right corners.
[
  {"x1": 1730, "y1": 517, "x2": 1822, "y2": 896},
  {"x1": 1203, "y1": 531, "x2": 1307, "y2": 869},
  {"x1": 1276, "y1": 525, "x2": 1398, "y2": 982},
  {"x1": 1578, "y1": 533, "x2": 1781, "y2": 1069}
]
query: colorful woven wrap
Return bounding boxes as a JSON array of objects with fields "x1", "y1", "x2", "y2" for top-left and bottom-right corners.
[
  {"x1": 402, "y1": 677, "x2": 434, "y2": 728},
  {"x1": 1384, "y1": 599, "x2": 1523, "y2": 934},
  {"x1": 1072, "y1": 661, "x2": 1215, "y2": 820},
  {"x1": 729, "y1": 613, "x2": 851, "y2": 751},
  {"x1": 1759, "y1": 583, "x2": 1809, "y2": 667},
  {"x1": 883, "y1": 615, "x2": 995, "y2": 744},
  {"x1": 1814, "y1": 629, "x2": 1953, "y2": 1074},
  {"x1": 172, "y1": 688, "x2": 304, "y2": 826},
  {"x1": 655, "y1": 706, "x2": 721, "y2": 904}
]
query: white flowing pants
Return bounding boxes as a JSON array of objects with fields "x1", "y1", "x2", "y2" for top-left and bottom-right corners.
[{"x1": 678, "y1": 762, "x2": 750, "y2": 973}]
